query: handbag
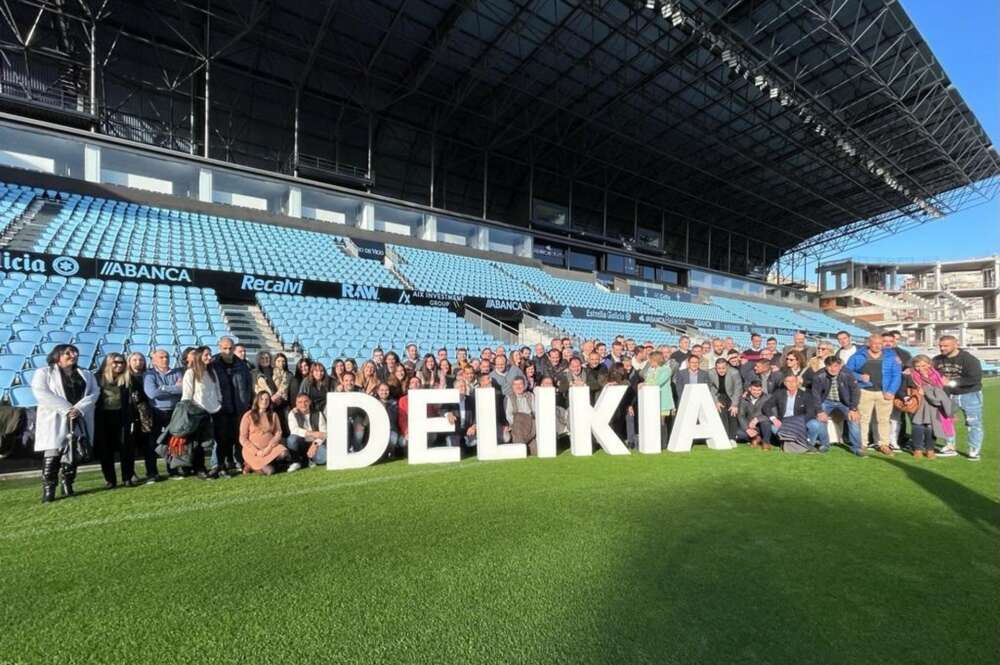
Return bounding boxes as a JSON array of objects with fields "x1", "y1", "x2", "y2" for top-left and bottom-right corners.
[
  {"x1": 62, "y1": 418, "x2": 93, "y2": 465},
  {"x1": 893, "y1": 386, "x2": 922, "y2": 415},
  {"x1": 134, "y1": 397, "x2": 154, "y2": 434}
]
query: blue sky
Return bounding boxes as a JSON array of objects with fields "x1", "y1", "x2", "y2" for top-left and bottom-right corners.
[{"x1": 826, "y1": 0, "x2": 999, "y2": 263}]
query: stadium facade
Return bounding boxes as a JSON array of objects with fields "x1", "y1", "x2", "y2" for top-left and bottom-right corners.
[
  {"x1": 0, "y1": 0, "x2": 996, "y2": 282},
  {"x1": 818, "y1": 254, "x2": 1000, "y2": 357}
]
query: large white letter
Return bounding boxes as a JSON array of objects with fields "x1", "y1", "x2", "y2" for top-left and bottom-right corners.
[
  {"x1": 533, "y1": 386, "x2": 558, "y2": 458},
  {"x1": 476, "y1": 387, "x2": 525, "y2": 461},
  {"x1": 667, "y1": 383, "x2": 734, "y2": 452},
  {"x1": 326, "y1": 391, "x2": 390, "y2": 470},
  {"x1": 636, "y1": 384, "x2": 663, "y2": 454},
  {"x1": 408, "y1": 388, "x2": 461, "y2": 465},
  {"x1": 568, "y1": 384, "x2": 630, "y2": 456}
]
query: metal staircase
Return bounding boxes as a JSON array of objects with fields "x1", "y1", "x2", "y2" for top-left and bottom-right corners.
[
  {"x1": 845, "y1": 288, "x2": 914, "y2": 311},
  {"x1": 221, "y1": 303, "x2": 296, "y2": 360},
  {"x1": 519, "y1": 310, "x2": 570, "y2": 346},
  {"x1": 384, "y1": 246, "x2": 414, "y2": 289},
  {"x1": 895, "y1": 291, "x2": 933, "y2": 311},
  {"x1": 0, "y1": 197, "x2": 53, "y2": 250},
  {"x1": 492, "y1": 262, "x2": 557, "y2": 304}
]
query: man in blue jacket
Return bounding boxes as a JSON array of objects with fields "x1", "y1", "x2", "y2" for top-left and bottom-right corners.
[
  {"x1": 143, "y1": 349, "x2": 184, "y2": 480},
  {"x1": 811, "y1": 356, "x2": 862, "y2": 456},
  {"x1": 846, "y1": 334, "x2": 901, "y2": 455}
]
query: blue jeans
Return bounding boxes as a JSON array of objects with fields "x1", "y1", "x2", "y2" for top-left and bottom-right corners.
[
  {"x1": 813, "y1": 400, "x2": 862, "y2": 452},
  {"x1": 287, "y1": 434, "x2": 327, "y2": 465},
  {"x1": 772, "y1": 419, "x2": 823, "y2": 447},
  {"x1": 947, "y1": 391, "x2": 983, "y2": 453},
  {"x1": 806, "y1": 419, "x2": 824, "y2": 447}
]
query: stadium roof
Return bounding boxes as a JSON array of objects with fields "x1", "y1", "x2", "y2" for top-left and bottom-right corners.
[{"x1": 2, "y1": 0, "x2": 998, "y2": 261}]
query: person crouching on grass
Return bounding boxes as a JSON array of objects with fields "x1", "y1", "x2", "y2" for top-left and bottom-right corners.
[
  {"x1": 286, "y1": 393, "x2": 327, "y2": 467},
  {"x1": 239, "y1": 391, "x2": 298, "y2": 475}
]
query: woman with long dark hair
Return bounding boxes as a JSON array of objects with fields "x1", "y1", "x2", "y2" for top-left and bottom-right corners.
[
  {"x1": 239, "y1": 391, "x2": 294, "y2": 475},
  {"x1": 419, "y1": 354, "x2": 438, "y2": 388},
  {"x1": 31, "y1": 344, "x2": 99, "y2": 503},
  {"x1": 290, "y1": 358, "x2": 312, "y2": 398},
  {"x1": 376, "y1": 382, "x2": 403, "y2": 459},
  {"x1": 523, "y1": 363, "x2": 537, "y2": 392},
  {"x1": 180, "y1": 346, "x2": 221, "y2": 477},
  {"x1": 299, "y1": 362, "x2": 335, "y2": 413},
  {"x1": 436, "y1": 359, "x2": 454, "y2": 389},
  {"x1": 387, "y1": 363, "x2": 409, "y2": 400},
  {"x1": 331, "y1": 359, "x2": 346, "y2": 390},
  {"x1": 384, "y1": 352, "x2": 400, "y2": 383},
  {"x1": 270, "y1": 352, "x2": 293, "y2": 436}
]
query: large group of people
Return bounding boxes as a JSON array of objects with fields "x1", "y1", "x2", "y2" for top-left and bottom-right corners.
[{"x1": 29, "y1": 328, "x2": 984, "y2": 503}]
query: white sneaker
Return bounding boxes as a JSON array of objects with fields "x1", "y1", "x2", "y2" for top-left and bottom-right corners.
[
  {"x1": 287, "y1": 462, "x2": 302, "y2": 473},
  {"x1": 936, "y1": 447, "x2": 958, "y2": 458},
  {"x1": 967, "y1": 450, "x2": 981, "y2": 462}
]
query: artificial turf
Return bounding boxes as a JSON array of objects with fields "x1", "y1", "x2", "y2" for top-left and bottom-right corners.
[{"x1": 1, "y1": 383, "x2": 997, "y2": 665}]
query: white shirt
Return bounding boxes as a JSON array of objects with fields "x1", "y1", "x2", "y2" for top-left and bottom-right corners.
[
  {"x1": 182, "y1": 368, "x2": 222, "y2": 414},
  {"x1": 783, "y1": 392, "x2": 797, "y2": 418},
  {"x1": 837, "y1": 346, "x2": 855, "y2": 366},
  {"x1": 288, "y1": 409, "x2": 326, "y2": 440}
]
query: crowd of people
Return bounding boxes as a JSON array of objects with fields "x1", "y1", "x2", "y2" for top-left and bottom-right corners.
[{"x1": 29, "y1": 328, "x2": 984, "y2": 503}]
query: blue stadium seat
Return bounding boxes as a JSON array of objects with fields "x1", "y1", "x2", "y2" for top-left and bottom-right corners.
[
  {"x1": 6, "y1": 341, "x2": 36, "y2": 357},
  {"x1": 256, "y1": 292, "x2": 502, "y2": 362},
  {"x1": 28, "y1": 191, "x2": 401, "y2": 289},
  {"x1": 44, "y1": 331, "x2": 74, "y2": 343},
  {"x1": 9, "y1": 385, "x2": 37, "y2": 408},
  {"x1": 18, "y1": 368, "x2": 38, "y2": 386},
  {"x1": 16, "y1": 329, "x2": 43, "y2": 343}
]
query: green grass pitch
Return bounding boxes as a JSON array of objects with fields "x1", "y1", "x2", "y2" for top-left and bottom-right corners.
[{"x1": 1, "y1": 382, "x2": 997, "y2": 664}]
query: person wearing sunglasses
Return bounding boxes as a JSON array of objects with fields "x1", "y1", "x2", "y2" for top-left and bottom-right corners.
[{"x1": 95, "y1": 353, "x2": 146, "y2": 489}]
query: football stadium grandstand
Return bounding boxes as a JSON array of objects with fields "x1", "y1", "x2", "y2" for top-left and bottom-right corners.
[
  {"x1": 0, "y1": 0, "x2": 994, "y2": 380},
  {"x1": 0, "y1": 175, "x2": 883, "y2": 378},
  {"x1": 0, "y1": 1, "x2": 998, "y2": 662}
]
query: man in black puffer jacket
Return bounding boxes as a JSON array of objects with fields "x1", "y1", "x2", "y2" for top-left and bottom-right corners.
[{"x1": 210, "y1": 336, "x2": 253, "y2": 475}]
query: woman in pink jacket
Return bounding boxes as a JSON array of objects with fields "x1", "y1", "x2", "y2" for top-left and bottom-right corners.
[{"x1": 239, "y1": 391, "x2": 294, "y2": 475}]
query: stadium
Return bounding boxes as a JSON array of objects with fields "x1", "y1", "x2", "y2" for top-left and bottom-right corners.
[{"x1": 0, "y1": 1, "x2": 997, "y2": 663}]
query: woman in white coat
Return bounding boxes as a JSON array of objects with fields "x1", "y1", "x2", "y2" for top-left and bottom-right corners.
[{"x1": 31, "y1": 344, "x2": 99, "y2": 503}]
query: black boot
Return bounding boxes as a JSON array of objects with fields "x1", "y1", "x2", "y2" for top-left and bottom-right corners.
[
  {"x1": 60, "y1": 463, "x2": 78, "y2": 498},
  {"x1": 41, "y1": 456, "x2": 60, "y2": 504}
]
